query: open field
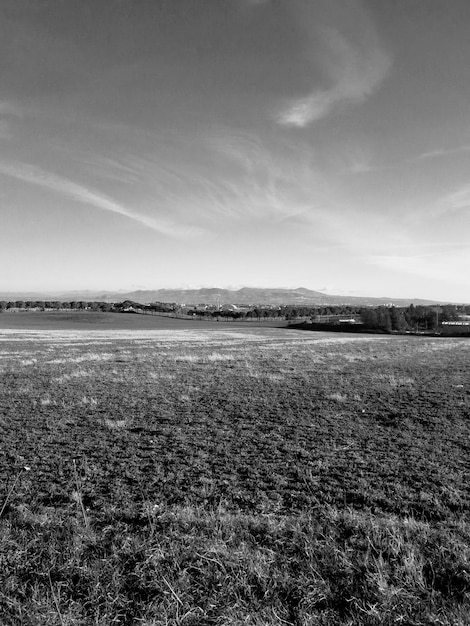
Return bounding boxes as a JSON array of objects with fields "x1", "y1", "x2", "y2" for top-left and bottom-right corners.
[
  {"x1": 0, "y1": 311, "x2": 287, "y2": 331},
  {"x1": 0, "y1": 326, "x2": 469, "y2": 625}
]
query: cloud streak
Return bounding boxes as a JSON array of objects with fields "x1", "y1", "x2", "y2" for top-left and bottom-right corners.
[
  {"x1": 412, "y1": 145, "x2": 470, "y2": 161},
  {"x1": 0, "y1": 160, "x2": 200, "y2": 238},
  {"x1": 276, "y1": 3, "x2": 391, "y2": 127},
  {"x1": 0, "y1": 100, "x2": 24, "y2": 139},
  {"x1": 201, "y1": 126, "x2": 411, "y2": 261},
  {"x1": 439, "y1": 184, "x2": 470, "y2": 216},
  {"x1": 370, "y1": 249, "x2": 470, "y2": 287}
]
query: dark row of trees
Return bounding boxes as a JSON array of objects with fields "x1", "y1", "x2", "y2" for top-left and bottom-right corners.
[
  {"x1": 1, "y1": 300, "x2": 468, "y2": 333},
  {"x1": 183, "y1": 303, "x2": 468, "y2": 330},
  {"x1": 0, "y1": 300, "x2": 179, "y2": 313},
  {"x1": 185, "y1": 304, "x2": 365, "y2": 320},
  {"x1": 212, "y1": 303, "x2": 466, "y2": 332},
  {"x1": 0, "y1": 300, "x2": 114, "y2": 312},
  {"x1": 185, "y1": 308, "x2": 286, "y2": 321},
  {"x1": 360, "y1": 304, "x2": 465, "y2": 332}
]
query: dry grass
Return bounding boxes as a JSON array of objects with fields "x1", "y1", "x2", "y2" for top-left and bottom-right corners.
[
  {"x1": 1, "y1": 502, "x2": 468, "y2": 625},
  {"x1": 0, "y1": 327, "x2": 469, "y2": 624}
]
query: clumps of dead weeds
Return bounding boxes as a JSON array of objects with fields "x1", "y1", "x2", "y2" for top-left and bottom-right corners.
[{"x1": 1, "y1": 496, "x2": 469, "y2": 626}]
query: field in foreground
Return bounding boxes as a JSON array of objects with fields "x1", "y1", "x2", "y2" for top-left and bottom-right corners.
[{"x1": 0, "y1": 327, "x2": 469, "y2": 625}]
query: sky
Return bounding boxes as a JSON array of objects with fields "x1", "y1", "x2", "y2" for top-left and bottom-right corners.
[{"x1": 1, "y1": 0, "x2": 469, "y2": 301}]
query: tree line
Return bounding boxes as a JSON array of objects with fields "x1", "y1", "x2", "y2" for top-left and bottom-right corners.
[
  {"x1": 180, "y1": 302, "x2": 469, "y2": 331},
  {"x1": 1, "y1": 300, "x2": 468, "y2": 333},
  {"x1": 0, "y1": 300, "x2": 177, "y2": 313},
  {"x1": 359, "y1": 304, "x2": 463, "y2": 332}
]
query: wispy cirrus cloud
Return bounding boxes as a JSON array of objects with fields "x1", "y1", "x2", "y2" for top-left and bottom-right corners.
[
  {"x1": 370, "y1": 248, "x2": 470, "y2": 286},
  {"x1": 412, "y1": 145, "x2": 470, "y2": 161},
  {"x1": 203, "y1": 126, "x2": 406, "y2": 253},
  {"x1": 75, "y1": 128, "x2": 317, "y2": 227},
  {"x1": 0, "y1": 160, "x2": 201, "y2": 238},
  {"x1": 277, "y1": 92, "x2": 332, "y2": 128},
  {"x1": 0, "y1": 100, "x2": 24, "y2": 139},
  {"x1": 275, "y1": 2, "x2": 391, "y2": 128},
  {"x1": 202, "y1": 128, "x2": 333, "y2": 224},
  {"x1": 439, "y1": 184, "x2": 470, "y2": 215}
]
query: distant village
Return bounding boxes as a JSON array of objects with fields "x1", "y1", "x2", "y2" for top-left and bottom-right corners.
[{"x1": 1, "y1": 299, "x2": 470, "y2": 335}]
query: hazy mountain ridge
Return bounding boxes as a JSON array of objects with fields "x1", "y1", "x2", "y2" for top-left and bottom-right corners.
[{"x1": 0, "y1": 287, "x2": 451, "y2": 306}]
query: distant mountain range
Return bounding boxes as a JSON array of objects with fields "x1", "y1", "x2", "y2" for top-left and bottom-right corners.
[{"x1": 0, "y1": 287, "x2": 453, "y2": 307}]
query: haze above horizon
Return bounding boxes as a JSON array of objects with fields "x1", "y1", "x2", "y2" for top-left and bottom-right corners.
[{"x1": 1, "y1": 1, "x2": 469, "y2": 302}]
